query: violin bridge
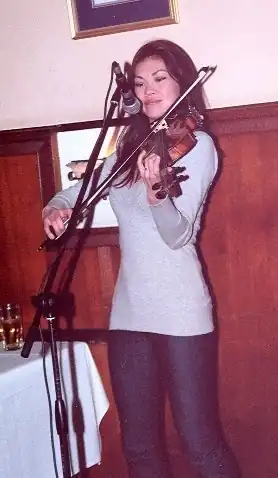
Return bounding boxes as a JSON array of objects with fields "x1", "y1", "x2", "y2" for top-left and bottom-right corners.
[{"x1": 153, "y1": 119, "x2": 169, "y2": 133}]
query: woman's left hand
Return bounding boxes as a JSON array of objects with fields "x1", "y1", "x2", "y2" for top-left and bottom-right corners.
[{"x1": 137, "y1": 150, "x2": 163, "y2": 205}]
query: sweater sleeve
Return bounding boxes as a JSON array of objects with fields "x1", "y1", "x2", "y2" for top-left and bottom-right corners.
[
  {"x1": 43, "y1": 152, "x2": 117, "y2": 213},
  {"x1": 149, "y1": 132, "x2": 218, "y2": 250}
]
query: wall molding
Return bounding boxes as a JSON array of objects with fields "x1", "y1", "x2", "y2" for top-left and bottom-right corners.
[
  {"x1": 210, "y1": 101, "x2": 278, "y2": 135},
  {"x1": 1, "y1": 101, "x2": 278, "y2": 144}
]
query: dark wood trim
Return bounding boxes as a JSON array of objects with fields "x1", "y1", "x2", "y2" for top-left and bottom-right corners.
[
  {"x1": 50, "y1": 133, "x2": 63, "y2": 192},
  {"x1": 1, "y1": 101, "x2": 278, "y2": 143},
  {"x1": 45, "y1": 227, "x2": 120, "y2": 251},
  {"x1": 38, "y1": 135, "x2": 59, "y2": 205},
  {"x1": 0, "y1": 118, "x2": 131, "y2": 144},
  {"x1": 0, "y1": 140, "x2": 46, "y2": 156},
  {"x1": 210, "y1": 101, "x2": 278, "y2": 135}
]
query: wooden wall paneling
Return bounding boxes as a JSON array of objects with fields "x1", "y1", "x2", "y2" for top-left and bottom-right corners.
[
  {"x1": 47, "y1": 244, "x2": 120, "y2": 332},
  {"x1": 200, "y1": 128, "x2": 278, "y2": 477},
  {"x1": 0, "y1": 136, "x2": 56, "y2": 334}
]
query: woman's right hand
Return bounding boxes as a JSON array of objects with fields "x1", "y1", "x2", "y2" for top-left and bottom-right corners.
[{"x1": 42, "y1": 207, "x2": 72, "y2": 239}]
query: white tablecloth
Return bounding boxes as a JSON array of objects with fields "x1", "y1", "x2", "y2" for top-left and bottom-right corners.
[{"x1": 0, "y1": 341, "x2": 109, "y2": 478}]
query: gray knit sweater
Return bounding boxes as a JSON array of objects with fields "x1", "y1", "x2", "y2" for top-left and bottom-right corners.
[{"x1": 45, "y1": 131, "x2": 218, "y2": 336}]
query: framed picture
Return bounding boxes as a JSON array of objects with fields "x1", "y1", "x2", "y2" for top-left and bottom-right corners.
[
  {"x1": 66, "y1": 0, "x2": 179, "y2": 39},
  {"x1": 56, "y1": 123, "x2": 125, "y2": 228}
]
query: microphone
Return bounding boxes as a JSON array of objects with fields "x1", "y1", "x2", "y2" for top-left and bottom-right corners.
[{"x1": 112, "y1": 61, "x2": 141, "y2": 115}]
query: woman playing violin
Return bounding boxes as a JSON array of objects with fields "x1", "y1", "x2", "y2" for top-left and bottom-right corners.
[{"x1": 43, "y1": 39, "x2": 240, "y2": 478}]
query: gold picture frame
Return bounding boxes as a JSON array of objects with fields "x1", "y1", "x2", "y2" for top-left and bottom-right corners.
[{"x1": 67, "y1": 0, "x2": 179, "y2": 39}]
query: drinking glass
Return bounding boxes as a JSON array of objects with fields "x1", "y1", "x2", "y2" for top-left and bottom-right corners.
[{"x1": 1, "y1": 303, "x2": 23, "y2": 351}]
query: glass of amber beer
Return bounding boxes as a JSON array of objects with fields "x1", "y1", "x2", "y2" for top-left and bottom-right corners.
[{"x1": 1, "y1": 303, "x2": 23, "y2": 351}]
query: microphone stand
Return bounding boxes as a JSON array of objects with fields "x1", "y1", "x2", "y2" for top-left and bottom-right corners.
[
  {"x1": 21, "y1": 85, "x2": 123, "y2": 478},
  {"x1": 21, "y1": 85, "x2": 122, "y2": 358},
  {"x1": 20, "y1": 65, "x2": 215, "y2": 478}
]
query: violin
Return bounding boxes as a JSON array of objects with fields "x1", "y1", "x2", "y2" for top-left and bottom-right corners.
[{"x1": 143, "y1": 106, "x2": 204, "y2": 200}]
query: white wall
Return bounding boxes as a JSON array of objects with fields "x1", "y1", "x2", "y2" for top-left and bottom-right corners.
[{"x1": 0, "y1": 0, "x2": 277, "y2": 130}]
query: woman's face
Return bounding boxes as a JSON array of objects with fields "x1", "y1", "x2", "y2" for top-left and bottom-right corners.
[{"x1": 134, "y1": 56, "x2": 181, "y2": 122}]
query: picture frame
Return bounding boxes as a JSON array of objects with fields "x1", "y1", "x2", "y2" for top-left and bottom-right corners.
[
  {"x1": 66, "y1": 0, "x2": 179, "y2": 39},
  {"x1": 56, "y1": 123, "x2": 125, "y2": 229}
]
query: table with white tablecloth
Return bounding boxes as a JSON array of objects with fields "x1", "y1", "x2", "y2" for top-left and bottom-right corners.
[{"x1": 0, "y1": 341, "x2": 109, "y2": 478}]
